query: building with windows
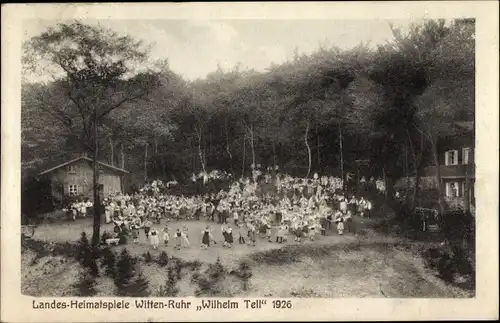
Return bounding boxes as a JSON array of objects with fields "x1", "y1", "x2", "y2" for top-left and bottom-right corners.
[
  {"x1": 422, "y1": 121, "x2": 475, "y2": 206},
  {"x1": 37, "y1": 156, "x2": 129, "y2": 203}
]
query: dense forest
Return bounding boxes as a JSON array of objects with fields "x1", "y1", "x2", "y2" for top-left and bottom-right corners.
[{"x1": 22, "y1": 19, "x2": 474, "y2": 211}]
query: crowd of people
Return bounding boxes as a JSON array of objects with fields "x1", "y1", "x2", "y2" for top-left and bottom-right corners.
[
  {"x1": 62, "y1": 199, "x2": 93, "y2": 221},
  {"x1": 87, "y1": 164, "x2": 377, "y2": 251}
]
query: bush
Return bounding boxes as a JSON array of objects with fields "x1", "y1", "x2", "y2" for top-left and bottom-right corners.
[
  {"x1": 436, "y1": 251, "x2": 455, "y2": 282},
  {"x1": 174, "y1": 259, "x2": 183, "y2": 280},
  {"x1": 101, "y1": 247, "x2": 117, "y2": 278},
  {"x1": 423, "y1": 242, "x2": 475, "y2": 289},
  {"x1": 156, "y1": 267, "x2": 179, "y2": 297},
  {"x1": 184, "y1": 260, "x2": 202, "y2": 271},
  {"x1": 76, "y1": 232, "x2": 99, "y2": 277},
  {"x1": 250, "y1": 247, "x2": 301, "y2": 265},
  {"x1": 142, "y1": 252, "x2": 153, "y2": 264},
  {"x1": 73, "y1": 270, "x2": 98, "y2": 296},
  {"x1": 157, "y1": 251, "x2": 169, "y2": 267},
  {"x1": 129, "y1": 273, "x2": 151, "y2": 297},
  {"x1": 114, "y1": 249, "x2": 135, "y2": 289},
  {"x1": 232, "y1": 260, "x2": 252, "y2": 291},
  {"x1": 76, "y1": 232, "x2": 90, "y2": 263},
  {"x1": 114, "y1": 249, "x2": 150, "y2": 296},
  {"x1": 22, "y1": 236, "x2": 78, "y2": 264},
  {"x1": 191, "y1": 257, "x2": 227, "y2": 296},
  {"x1": 118, "y1": 232, "x2": 128, "y2": 245}
]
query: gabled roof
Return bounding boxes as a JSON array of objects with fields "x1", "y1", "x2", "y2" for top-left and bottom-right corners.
[{"x1": 38, "y1": 156, "x2": 129, "y2": 176}]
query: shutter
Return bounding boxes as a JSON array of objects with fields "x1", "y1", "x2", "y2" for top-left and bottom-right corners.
[
  {"x1": 453, "y1": 151, "x2": 458, "y2": 165},
  {"x1": 445, "y1": 182, "x2": 450, "y2": 197},
  {"x1": 445, "y1": 152, "x2": 449, "y2": 166}
]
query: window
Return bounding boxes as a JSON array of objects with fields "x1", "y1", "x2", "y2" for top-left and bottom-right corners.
[
  {"x1": 462, "y1": 147, "x2": 471, "y2": 165},
  {"x1": 445, "y1": 182, "x2": 460, "y2": 198},
  {"x1": 67, "y1": 165, "x2": 77, "y2": 173},
  {"x1": 445, "y1": 150, "x2": 458, "y2": 166},
  {"x1": 68, "y1": 184, "x2": 78, "y2": 196}
]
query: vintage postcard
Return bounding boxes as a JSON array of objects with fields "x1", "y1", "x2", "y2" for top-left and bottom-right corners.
[{"x1": 1, "y1": 1, "x2": 498, "y2": 322}]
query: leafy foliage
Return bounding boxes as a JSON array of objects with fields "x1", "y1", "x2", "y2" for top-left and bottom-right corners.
[
  {"x1": 22, "y1": 19, "x2": 474, "y2": 210},
  {"x1": 156, "y1": 267, "x2": 180, "y2": 297},
  {"x1": 75, "y1": 232, "x2": 99, "y2": 277},
  {"x1": 157, "y1": 251, "x2": 169, "y2": 267},
  {"x1": 191, "y1": 257, "x2": 227, "y2": 296},
  {"x1": 100, "y1": 246, "x2": 117, "y2": 278}
]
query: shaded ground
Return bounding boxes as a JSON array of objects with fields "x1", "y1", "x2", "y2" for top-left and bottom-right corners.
[
  {"x1": 28, "y1": 216, "x2": 374, "y2": 266},
  {"x1": 21, "y1": 215, "x2": 472, "y2": 297}
]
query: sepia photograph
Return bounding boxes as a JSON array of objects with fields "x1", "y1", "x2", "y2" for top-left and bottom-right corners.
[
  {"x1": 20, "y1": 17, "x2": 477, "y2": 298},
  {"x1": 2, "y1": 2, "x2": 498, "y2": 322}
]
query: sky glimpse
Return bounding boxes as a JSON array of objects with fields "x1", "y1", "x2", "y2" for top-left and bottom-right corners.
[{"x1": 23, "y1": 19, "x2": 417, "y2": 81}]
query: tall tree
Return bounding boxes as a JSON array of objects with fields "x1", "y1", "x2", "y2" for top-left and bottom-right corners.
[{"x1": 23, "y1": 22, "x2": 161, "y2": 245}]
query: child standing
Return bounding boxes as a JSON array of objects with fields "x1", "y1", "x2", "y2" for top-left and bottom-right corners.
[
  {"x1": 131, "y1": 224, "x2": 140, "y2": 244},
  {"x1": 276, "y1": 224, "x2": 286, "y2": 243},
  {"x1": 162, "y1": 225, "x2": 170, "y2": 246},
  {"x1": 201, "y1": 226, "x2": 212, "y2": 250},
  {"x1": 149, "y1": 228, "x2": 159, "y2": 250},
  {"x1": 247, "y1": 222, "x2": 256, "y2": 246},
  {"x1": 226, "y1": 226, "x2": 234, "y2": 248},
  {"x1": 143, "y1": 219, "x2": 152, "y2": 239},
  {"x1": 233, "y1": 210, "x2": 239, "y2": 226},
  {"x1": 344, "y1": 210, "x2": 353, "y2": 233},
  {"x1": 238, "y1": 225, "x2": 246, "y2": 244},
  {"x1": 265, "y1": 222, "x2": 272, "y2": 242},
  {"x1": 334, "y1": 211, "x2": 345, "y2": 235},
  {"x1": 181, "y1": 228, "x2": 190, "y2": 248},
  {"x1": 308, "y1": 223, "x2": 316, "y2": 241},
  {"x1": 174, "y1": 229, "x2": 182, "y2": 250},
  {"x1": 221, "y1": 225, "x2": 229, "y2": 247}
]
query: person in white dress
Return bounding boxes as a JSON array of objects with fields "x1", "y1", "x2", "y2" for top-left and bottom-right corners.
[
  {"x1": 149, "y1": 228, "x2": 159, "y2": 250},
  {"x1": 334, "y1": 211, "x2": 345, "y2": 235}
]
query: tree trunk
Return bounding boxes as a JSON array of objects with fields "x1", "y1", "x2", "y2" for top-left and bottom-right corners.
[
  {"x1": 272, "y1": 141, "x2": 277, "y2": 168},
  {"x1": 109, "y1": 137, "x2": 114, "y2": 166},
  {"x1": 144, "y1": 142, "x2": 148, "y2": 183},
  {"x1": 430, "y1": 134, "x2": 446, "y2": 215},
  {"x1": 382, "y1": 167, "x2": 387, "y2": 198},
  {"x1": 154, "y1": 137, "x2": 159, "y2": 175},
  {"x1": 404, "y1": 143, "x2": 409, "y2": 202},
  {"x1": 225, "y1": 119, "x2": 233, "y2": 173},
  {"x1": 464, "y1": 167, "x2": 471, "y2": 213},
  {"x1": 209, "y1": 131, "x2": 212, "y2": 158},
  {"x1": 120, "y1": 142, "x2": 125, "y2": 169},
  {"x1": 249, "y1": 124, "x2": 255, "y2": 167},
  {"x1": 91, "y1": 111, "x2": 101, "y2": 246},
  {"x1": 339, "y1": 122, "x2": 344, "y2": 188},
  {"x1": 242, "y1": 136, "x2": 246, "y2": 178},
  {"x1": 305, "y1": 118, "x2": 311, "y2": 178},
  {"x1": 316, "y1": 124, "x2": 320, "y2": 170},
  {"x1": 412, "y1": 133, "x2": 424, "y2": 206},
  {"x1": 196, "y1": 126, "x2": 206, "y2": 174},
  {"x1": 385, "y1": 176, "x2": 394, "y2": 202},
  {"x1": 161, "y1": 153, "x2": 167, "y2": 179}
]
